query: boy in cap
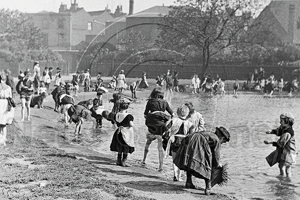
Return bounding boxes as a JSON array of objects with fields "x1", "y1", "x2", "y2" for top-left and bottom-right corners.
[{"x1": 264, "y1": 113, "x2": 296, "y2": 178}]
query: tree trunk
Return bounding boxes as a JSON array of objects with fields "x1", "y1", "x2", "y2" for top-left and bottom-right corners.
[{"x1": 201, "y1": 43, "x2": 210, "y2": 78}]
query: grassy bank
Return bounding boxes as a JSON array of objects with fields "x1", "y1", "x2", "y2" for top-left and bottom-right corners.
[{"x1": 0, "y1": 122, "x2": 154, "y2": 200}]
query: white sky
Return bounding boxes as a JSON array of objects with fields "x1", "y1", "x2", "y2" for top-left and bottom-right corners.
[{"x1": 1, "y1": 0, "x2": 177, "y2": 14}]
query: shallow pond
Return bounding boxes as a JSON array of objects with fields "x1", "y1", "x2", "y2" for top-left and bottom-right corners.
[
  {"x1": 181, "y1": 93, "x2": 300, "y2": 200},
  {"x1": 54, "y1": 90, "x2": 300, "y2": 200}
]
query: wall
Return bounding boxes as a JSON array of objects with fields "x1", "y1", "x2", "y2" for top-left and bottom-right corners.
[{"x1": 31, "y1": 12, "x2": 71, "y2": 50}]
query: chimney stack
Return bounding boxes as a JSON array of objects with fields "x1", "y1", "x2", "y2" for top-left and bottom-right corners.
[{"x1": 129, "y1": 0, "x2": 134, "y2": 15}]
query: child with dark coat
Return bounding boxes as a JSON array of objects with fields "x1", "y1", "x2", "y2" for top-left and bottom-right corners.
[
  {"x1": 110, "y1": 98, "x2": 134, "y2": 167},
  {"x1": 90, "y1": 98, "x2": 105, "y2": 129}
]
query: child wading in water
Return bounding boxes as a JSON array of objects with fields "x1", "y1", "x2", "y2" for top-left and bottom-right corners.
[
  {"x1": 264, "y1": 113, "x2": 296, "y2": 178},
  {"x1": 233, "y1": 79, "x2": 239, "y2": 97},
  {"x1": 110, "y1": 97, "x2": 134, "y2": 167}
]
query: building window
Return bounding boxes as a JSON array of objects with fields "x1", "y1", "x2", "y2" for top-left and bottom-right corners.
[
  {"x1": 42, "y1": 19, "x2": 49, "y2": 29},
  {"x1": 42, "y1": 33, "x2": 48, "y2": 46},
  {"x1": 58, "y1": 18, "x2": 65, "y2": 29},
  {"x1": 88, "y1": 22, "x2": 92, "y2": 30},
  {"x1": 58, "y1": 33, "x2": 65, "y2": 46}
]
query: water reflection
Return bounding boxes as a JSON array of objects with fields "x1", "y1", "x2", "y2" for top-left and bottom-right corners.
[
  {"x1": 266, "y1": 176, "x2": 299, "y2": 200},
  {"x1": 179, "y1": 94, "x2": 300, "y2": 200},
  {"x1": 59, "y1": 92, "x2": 300, "y2": 200}
]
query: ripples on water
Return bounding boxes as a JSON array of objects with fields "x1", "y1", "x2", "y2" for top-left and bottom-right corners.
[
  {"x1": 178, "y1": 94, "x2": 300, "y2": 200},
  {"x1": 62, "y1": 91, "x2": 300, "y2": 200}
]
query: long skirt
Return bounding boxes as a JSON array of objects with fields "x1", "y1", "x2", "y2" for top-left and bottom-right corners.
[
  {"x1": 33, "y1": 75, "x2": 40, "y2": 90},
  {"x1": 110, "y1": 129, "x2": 134, "y2": 154},
  {"x1": 173, "y1": 132, "x2": 212, "y2": 180},
  {"x1": 0, "y1": 99, "x2": 14, "y2": 125}
]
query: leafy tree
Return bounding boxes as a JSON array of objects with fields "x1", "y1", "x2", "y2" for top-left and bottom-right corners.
[
  {"x1": 157, "y1": 0, "x2": 261, "y2": 75},
  {"x1": 116, "y1": 29, "x2": 151, "y2": 63},
  {"x1": 0, "y1": 9, "x2": 62, "y2": 63}
]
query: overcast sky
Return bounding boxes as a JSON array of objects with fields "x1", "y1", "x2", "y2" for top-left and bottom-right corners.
[{"x1": 1, "y1": 0, "x2": 176, "y2": 14}]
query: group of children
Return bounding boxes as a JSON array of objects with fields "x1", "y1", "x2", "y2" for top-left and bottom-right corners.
[{"x1": 191, "y1": 74, "x2": 226, "y2": 96}]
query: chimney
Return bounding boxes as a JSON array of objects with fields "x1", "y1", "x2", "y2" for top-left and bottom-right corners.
[
  {"x1": 70, "y1": 0, "x2": 78, "y2": 11},
  {"x1": 129, "y1": 0, "x2": 134, "y2": 15},
  {"x1": 59, "y1": 3, "x2": 68, "y2": 12}
]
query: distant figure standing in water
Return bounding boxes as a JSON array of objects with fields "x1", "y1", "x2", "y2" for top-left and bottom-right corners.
[
  {"x1": 173, "y1": 71, "x2": 179, "y2": 92},
  {"x1": 233, "y1": 79, "x2": 239, "y2": 97},
  {"x1": 116, "y1": 70, "x2": 126, "y2": 93},
  {"x1": 164, "y1": 70, "x2": 173, "y2": 104},
  {"x1": 139, "y1": 71, "x2": 149, "y2": 89}
]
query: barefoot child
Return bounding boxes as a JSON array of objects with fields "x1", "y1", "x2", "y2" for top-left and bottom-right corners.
[
  {"x1": 67, "y1": 104, "x2": 92, "y2": 139},
  {"x1": 110, "y1": 97, "x2": 134, "y2": 167},
  {"x1": 90, "y1": 98, "x2": 105, "y2": 129},
  {"x1": 264, "y1": 113, "x2": 296, "y2": 177},
  {"x1": 233, "y1": 79, "x2": 239, "y2": 97},
  {"x1": 164, "y1": 105, "x2": 194, "y2": 182}
]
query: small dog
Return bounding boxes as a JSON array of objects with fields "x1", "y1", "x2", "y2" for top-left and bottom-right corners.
[
  {"x1": 30, "y1": 92, "x2": 47, "y2": 108},
  {"x1": 178, "y1": 84, "x2": 187, "y2": 92}
]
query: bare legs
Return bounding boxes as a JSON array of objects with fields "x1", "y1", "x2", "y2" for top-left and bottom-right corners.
[
  {"x1": 62, "y1": 104, "x2": 72, "y2": 125},
  {"x1": 279, "y1": 162, "x2": 292, "y2": 178},
  {"x1": 74, "y1": 119, "x2": 82, "y2": 138},
  {"x1": 21, "y1": 97, "x2": 31, "y2": 121},
  {"x1": 172, "y1": 152, "x2": 181, "y2": 181},
  {"x1": 186, "y1": 170, "x2": 211, "y2": 195},
  {"x1": 0, "y1": 125, "x2": 7, "y2": 146},
  {"x1": 142, "y1": 134, "x2": 164, "y2": 171}
]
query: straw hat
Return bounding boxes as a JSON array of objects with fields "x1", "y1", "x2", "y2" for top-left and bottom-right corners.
[
  {"x1": 280, "y1": 112, "x2": 294, "y2": 120},
  {"x1": 177, "y1": 105, "x2": 189, "y2": 120},
  {"x1": 119, "y1": 97, "x2": 131, "y2": 104}
]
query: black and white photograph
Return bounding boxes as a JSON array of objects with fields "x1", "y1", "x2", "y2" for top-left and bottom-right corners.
[{"x1": 0, "y1": 0, "x2": 300, "y2": 199}]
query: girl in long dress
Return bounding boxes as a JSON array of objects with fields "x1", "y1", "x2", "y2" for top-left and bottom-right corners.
[
  {"x1": 173, "y1": 127, "x2": 230, "y2": 195},
  {"x1": 110, "y1": 98, "x2": 134, "y2": 167},
  {"x1": 139, "y1": 72, "x2": 149, "y2": 89},
  {"x1": 116, "y1": 70, "x2": 126, "y2": 93},
  {"x1": 33, "y1": 61, "x2": 41, "y2": 94},
  {"x1": 0, "y1": 70, "x2": 14, "y2": 146},
  {"x1": 164, "y1": 105, "x2": 194, "y2": 181}
]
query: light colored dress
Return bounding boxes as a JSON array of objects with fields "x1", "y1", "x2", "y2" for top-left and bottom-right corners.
[
  {"x1": 116, "y1": 74, "x2": 126, "y2": 89},
  {"x1": 187, "y1": 111, "x2": 205, "y2": 132},
  {"x1": 0, "y1": 85, "x2": 14, "y2": 125}
]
